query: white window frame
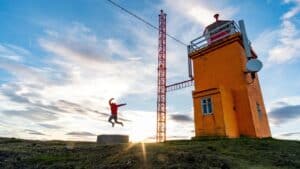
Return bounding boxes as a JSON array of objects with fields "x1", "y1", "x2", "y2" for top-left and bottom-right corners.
[{"x1": 201, "y1": 97, "x2": 213, "y2": 115}]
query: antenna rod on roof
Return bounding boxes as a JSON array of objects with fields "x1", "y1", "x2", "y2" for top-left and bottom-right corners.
[{"x1": 238, "y1": 20, "x2": 252, "y2": 59}]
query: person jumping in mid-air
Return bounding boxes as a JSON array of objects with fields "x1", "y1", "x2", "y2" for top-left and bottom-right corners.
[{"x1": 108, "y1": 98, "x2": 126, "y2": 127}]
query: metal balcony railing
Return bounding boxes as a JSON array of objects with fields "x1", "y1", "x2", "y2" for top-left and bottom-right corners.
[
  {"x1": 166, "y1": 79, "x2": 194, "y2": 92},
  {"x1": 188, "y1": 21, "x2": 240, "y2": 54}
]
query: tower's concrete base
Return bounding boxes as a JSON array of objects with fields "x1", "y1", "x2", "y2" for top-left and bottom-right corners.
[{"x1": 96, "y1": 135, "x2": 129, "y2": 144}]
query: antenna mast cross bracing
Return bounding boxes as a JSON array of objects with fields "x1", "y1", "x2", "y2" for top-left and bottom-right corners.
[{"x1": 156, "y1": 10, "x2": 167, "y2": 143}]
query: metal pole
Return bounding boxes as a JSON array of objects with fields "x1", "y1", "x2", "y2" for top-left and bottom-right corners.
[{"x1": 238, "y1": 20, "x2": 251, "y2": 59}]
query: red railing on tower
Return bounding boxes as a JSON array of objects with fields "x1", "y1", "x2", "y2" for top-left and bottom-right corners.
[{"x1": 157, "y1": 10, "x2": 167, "y2": 143}]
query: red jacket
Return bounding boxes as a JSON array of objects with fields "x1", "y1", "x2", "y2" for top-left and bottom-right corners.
[
  {"x1": 110, "y1": 103, "x2": 118, "y2": 115},
  {"x1": 109, "y1": 99, "x2": 126, "y2": 115}
]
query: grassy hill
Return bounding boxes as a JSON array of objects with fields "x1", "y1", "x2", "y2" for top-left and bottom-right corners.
[{"x1": 0, "y1": 137, "x2": 299, "y2": 169}]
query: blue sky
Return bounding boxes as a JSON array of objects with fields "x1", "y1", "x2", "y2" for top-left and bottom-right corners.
[{"x1": 0, "y1": 0, "x2": 300, "y2": 142}]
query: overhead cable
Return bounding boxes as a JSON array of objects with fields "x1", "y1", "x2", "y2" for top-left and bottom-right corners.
[{"x1": 106, "y1": 0, "x2": 188, "y2": 46}]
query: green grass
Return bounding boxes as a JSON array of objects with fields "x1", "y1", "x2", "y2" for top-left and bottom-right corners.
[{"x1": 0, "y1": 137, "x2": 299, "y2": 169}]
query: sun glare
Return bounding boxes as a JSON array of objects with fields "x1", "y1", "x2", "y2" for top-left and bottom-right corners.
[
  {"x1": 130, "y1": 131, "x2": 153, "y2": 143},
  {"x1": 128, "y1": 112, "x2": 156, "y2": 143}
]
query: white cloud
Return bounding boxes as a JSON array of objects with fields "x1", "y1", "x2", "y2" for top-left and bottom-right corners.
[
  {"x1": 37, "y1": 23, "x2": 157, "y2": 103},
  {"x1": 163, "y1": 0, "x2": 238, "y2": 26},
  {"x1": 267, "y1": 96, "x2": 300, "y2": 141},
  {"x1": 267, "y1": 20, "x2": 300, "y2": 63},
  {"x1": 283, "y1": 0, "x2": 300, "y2": 5},
  {"x1": 0, "y1": 43, "x2": 30, "y2": 62},
  {"x1": 255, "y1": 0, "x2": 300, "y2": 64},
  {"x1": 282, "y1": 5, "x2": 300, "y2": 19},
  {"x1": 269, "y1": 96, "x2": 300, "y2": 108}
]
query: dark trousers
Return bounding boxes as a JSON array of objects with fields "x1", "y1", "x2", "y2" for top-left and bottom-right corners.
[{"x1": 108, "y1": 115, "x2": 123, "y2": 125}]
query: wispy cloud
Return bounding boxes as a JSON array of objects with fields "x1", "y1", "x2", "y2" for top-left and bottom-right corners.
[
  {"x1": 66, "y1": 131, "x2": 96, "y2": 136},
  {"x1": 0, "y1": 43, "x2": 30, "y2": 62},
  {"x1": 39, "y1": 22, "x2": 156, "y2": 100},
  {"x1": 24, "y1": 129, "x2": 46, "y2": 136},
  {"x1": 38, "y1": 123, "x2": 62, "y2": 129},
  {"x1": 280, "y1": 131, "x2": 300, "y2": 136},
  {"x1": 163, "y1": 0, "x2": 238, "y2": 26},
  {"x1": 269, "y1": 103, "x2": 300, "y2": 125},
  {"x1": 168, "y1": 135, "x2": 191, "y2": 140},
  {"x1": 1, "y1": 84, "x2": 31, "y2": 104},
  {"x1": 254, "y1": 0, "x2": 300, "y2": 64},
  {"x1": 2, "y1": 108, "x2": 58, "y2": 122},
  {"x1": 170, "y1": 114, "x2": 193, "y2": 123},
  {"x1": 267, "y1": 20, "x2": 300, "y2": 63},
  {"x1": 39, "y1": 24, "x2": 109, "y2": 67}
]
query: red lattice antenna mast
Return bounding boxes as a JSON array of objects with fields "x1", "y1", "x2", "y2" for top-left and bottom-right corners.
[{"x1": 156, "y1": 10, "x2": 167, "y2": 143}]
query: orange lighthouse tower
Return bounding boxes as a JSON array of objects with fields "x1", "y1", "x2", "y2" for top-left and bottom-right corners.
[{"x1": 188, "y1": 15, "x2": 271, "y2": 138}]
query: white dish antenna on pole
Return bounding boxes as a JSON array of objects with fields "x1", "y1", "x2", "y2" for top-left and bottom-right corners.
[
  {"x1": 246, "y1": 59, "x2": 263, "y2": 73},
  {"x1": 239, "y1": 20, "x2": 263, "y2": 73}
]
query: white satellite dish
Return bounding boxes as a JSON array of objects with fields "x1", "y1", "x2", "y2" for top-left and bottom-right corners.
[{"x1": 246, "y1": 59, "x2": 263, "y2": 72}]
